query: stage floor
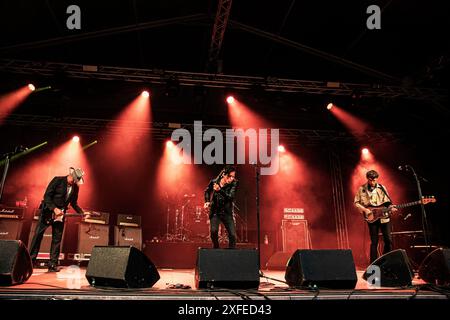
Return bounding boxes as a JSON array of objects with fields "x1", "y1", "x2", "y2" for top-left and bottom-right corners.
[{"x1": 0, "y1": 267, "x2": 448, "y2": 301}]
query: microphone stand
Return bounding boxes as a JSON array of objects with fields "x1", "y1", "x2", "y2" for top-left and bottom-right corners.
[
  {"x1": 0, "y1": 153, "x2": 11, "y2": 203},
  {"x1": 407, "y1": 165, "x2": 431, "y2": 253},
  {"x1": 0, "y1": 146, "x2": 28, "y2": 203},
  {"x1": 253, "y1": 164, "x2": 262, "y2": 275}
]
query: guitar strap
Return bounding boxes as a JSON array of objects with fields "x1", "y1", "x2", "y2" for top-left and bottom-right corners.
[{"x1": 378, "y1": 183, "x2": 393, "y2": 204}]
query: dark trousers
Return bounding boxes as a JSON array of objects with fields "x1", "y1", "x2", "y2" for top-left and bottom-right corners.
[
  {"x1": 210, "y1": 214, "x2": 236, "y2": 249},
  {"x1": 29, "y1": 217, "x2": 64, "y2": 267},
  {"x1": 367, "y1": 220, "x2": 392, "y2": 263}
]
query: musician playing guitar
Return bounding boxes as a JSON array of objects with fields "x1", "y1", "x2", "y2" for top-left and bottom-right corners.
[
  {"x1": 29, "y1": 167, "x2": 89, "y2": 272},
  {"x1": 354, "y1": 170, "x2": 398, "y2": 264},
  {"x1": 204, "y1": 165, "x2": 238, "y2": 249}
]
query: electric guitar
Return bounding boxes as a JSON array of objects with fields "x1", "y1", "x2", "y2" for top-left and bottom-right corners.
[
  {"x1": 42, "y1": 208, "x2": 101, "y2": 225},
  {"x1": 363, "y1": 196, "x2": 436, "y2": 223}
]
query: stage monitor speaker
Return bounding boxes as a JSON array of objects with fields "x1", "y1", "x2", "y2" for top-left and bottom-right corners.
[
  {"x1": 0, "y1": 240, "x2": 33, "y2": 286},
  {"x1": 285, "y1": 249, "x2": 357, "y2": 289},
  {"x1": 195, "y1": 248, "x2": 260, "y2": 289},
  {"x1": 85, "y1": 246, "x2": 160, "y2": 288},
  {"x1": 418, "y1": 248, "x2": 450, "y2": 286},
  {"x1": 363, "y1": 249, "x2": 414, "y2": 287}
]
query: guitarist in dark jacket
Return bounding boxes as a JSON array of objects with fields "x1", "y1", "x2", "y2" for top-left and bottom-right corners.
[
  {"x1": 29, "y1": 167, "x2": 86, "y2": 272},
  {"x1": 354, "y1": 170, "x2": 398, "y2": 263},
  {"x1": 204, "y1": 165, "x2": 238, "y2": 248}
]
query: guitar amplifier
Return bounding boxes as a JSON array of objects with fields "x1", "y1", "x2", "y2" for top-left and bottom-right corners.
[
  {"x1": 117, "y1": 214, "x2": 141, "y2": 227},
  {"x1": 281, "y1": 219, "x2": 311, "y2": 253},
  {"x1": 83, "y1": 211, "x2": 110, "y2": 225},
  {"x1": 114, "y1": 226, "x2": 142, "y2": 250},
  {"x1": 77, "y1": 222, "x2": 109, "y2": 255},
  {"x1": 0, "y1": 219, "x2": 23, "y2": 240},
  {"x1": 27, "y1": 220, "x2": 65, "y2": 260},
  {"x1": 0, "y1": 205, "x2": 26, "y2": 220}
]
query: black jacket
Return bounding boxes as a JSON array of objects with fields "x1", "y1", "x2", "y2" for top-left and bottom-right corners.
[
  {"x1": 204, "y1": 179, "x2": 238, "y2": 217},
  {"x1": 42, "y1": 176, "x2": 83, "y2": 214}
]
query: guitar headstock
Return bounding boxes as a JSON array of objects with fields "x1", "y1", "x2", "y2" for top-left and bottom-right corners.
[
  {"x1": 421, "y1": 196, "x2": 436, "y2": 204},
  {"x1": 85, "y1": 211, "x2": 102, "y2": 217}
]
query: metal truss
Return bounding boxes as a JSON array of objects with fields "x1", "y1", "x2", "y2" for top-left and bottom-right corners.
[
  {"x1": 2, "y1": 113, "x2": 406, "y2": 146},
  {"x1": 0, "y1": 59, "x2": 445, "y2": 100},
  {"x1": 207, "y1": 0, "x2": 233, "y2": 72}
]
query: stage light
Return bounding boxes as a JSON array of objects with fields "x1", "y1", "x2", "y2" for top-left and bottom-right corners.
[
  {"x1": 141, "y1": 90, "x2": 150, "y2": 98},
  {"x1": 28, "y1": 84, "x2": 36, "y2": 92},
  {"x1": 226, "y1": 96, "x2": 235, "y2": 104},
  {"x1": 327, "y1": 103, "x2": 334, "y2": 110},
  {"x1": 166, "y1": 140, "x2": 174, "y2": 148},
  {"x1": 72, "y1": 136, "x2": 80, "y2": 143},
  {"x1": 362, "y1": 148, "x2": 369, "y2": 155},
  {"x1": 278, "y1": 145, "x2": 286, "y2": 153}
]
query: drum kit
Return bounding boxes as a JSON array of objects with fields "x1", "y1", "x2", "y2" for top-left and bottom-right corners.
[
  {"x1": 164, "y1": 192, "x2": 246, "y2": 243},
  {"x1": 164, "y1": 193, "x2": 210, "y2": 242}
]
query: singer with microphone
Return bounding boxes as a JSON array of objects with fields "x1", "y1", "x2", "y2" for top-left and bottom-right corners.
[
  {"x1": 204, "y1": 165, "x2": 238, "y2": 249},
  {"x1": 354, "y1": 170, "x2": 398, "y2": 263}
]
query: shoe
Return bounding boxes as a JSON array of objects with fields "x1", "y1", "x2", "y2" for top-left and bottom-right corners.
[{"x1": 47, "y1": 265, "x2": 61, "y2": 272}]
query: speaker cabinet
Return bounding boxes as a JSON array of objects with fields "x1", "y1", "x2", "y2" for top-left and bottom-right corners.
[
  {"x1": 195, "y1": 248, "x2": 260, "y2": 289},
  {"x1": 77, "y1": 223, "x2": 109, "y2": 255},
  {"x1": 363, "y1": 249, "x2": 414, "y2": 287},
  {"x1": 114, "y1": 226, "x2": 142, "y2": 250},
  {"x1": 0, "y1": 219, "x2": 23, "y2": 240},
  {"x1": 418, "y1": 248, "x2": 450, "y2": 286},
  {"x1": 281, "y1": 219, "x2": 310, "y2": 253},
  {"x1": 28, "y1": 220, "x2": 66, "y2": 256},
  {"x1": 86, "y1": 246, "x2": 160, "y2": 288},
  {"x1": 285, "y1": 249, "x2": 357, "y2": 289},
  {"x1": 0, "y1": 240, "x2": 33, "y2": 286},
  {"x1": 265, "y1": 251, "x2": 292, "y2": 270}
]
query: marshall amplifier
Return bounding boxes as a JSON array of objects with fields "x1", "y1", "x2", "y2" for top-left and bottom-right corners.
[
  {"x1": 0, "y1": 219, "x2": 23, "y2": 240},
  {"x1": 117, "y1": 214, "x2": 141, "y2": 227},
  {"x1": 77, "y1": 222, "x2": 110, "y2": 255},
  {"x1": 114, "y1": 226, "x2": 142, "y2": 250},
  {"x1": 83, "y1": 211, "x2": 110, "y2": 225},
  {"x1": 0, "y1": 205, "x2": 26, "y2": 220},
  {"x1": 27, "y1": 220, "x2": 65, "y2": 261},
  {"x1": 283, "y1": 208, "x2": 305, "y2": 220}
]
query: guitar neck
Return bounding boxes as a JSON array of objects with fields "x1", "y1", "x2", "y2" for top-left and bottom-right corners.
[{"x1": 395, "y1": 200, "x2": 422, "y2": 209}]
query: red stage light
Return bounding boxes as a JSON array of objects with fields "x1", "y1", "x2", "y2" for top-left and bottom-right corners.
[
  {"x1": 141, "y1": 90, "x2": 150, "y2": 98},
  {"x1": 362, "y1": 148, "x2": 369, "y2": 155},
  {"x1": 226, "y1": 96, "x2": 235, "y2": 104},
  {"x1": 166, "y1": 140, "x2": 174, "y2": 148},
  {"x1": 327, "y1": 103, "x2": 334, "y2": 110},
  {"x1": 28, "y1": 84, "x2": 36, "y2": 91},
  {"x1": 72, "y1": 136, "x2": 80, "y2": 143},
  {"x1": 278, "y1": 145, "x2": 286, "y2": 153}
]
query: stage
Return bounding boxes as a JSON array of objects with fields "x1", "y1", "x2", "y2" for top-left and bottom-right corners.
[{"x1": 0, "y1": 267, "x2": 448, "y2": 301}]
